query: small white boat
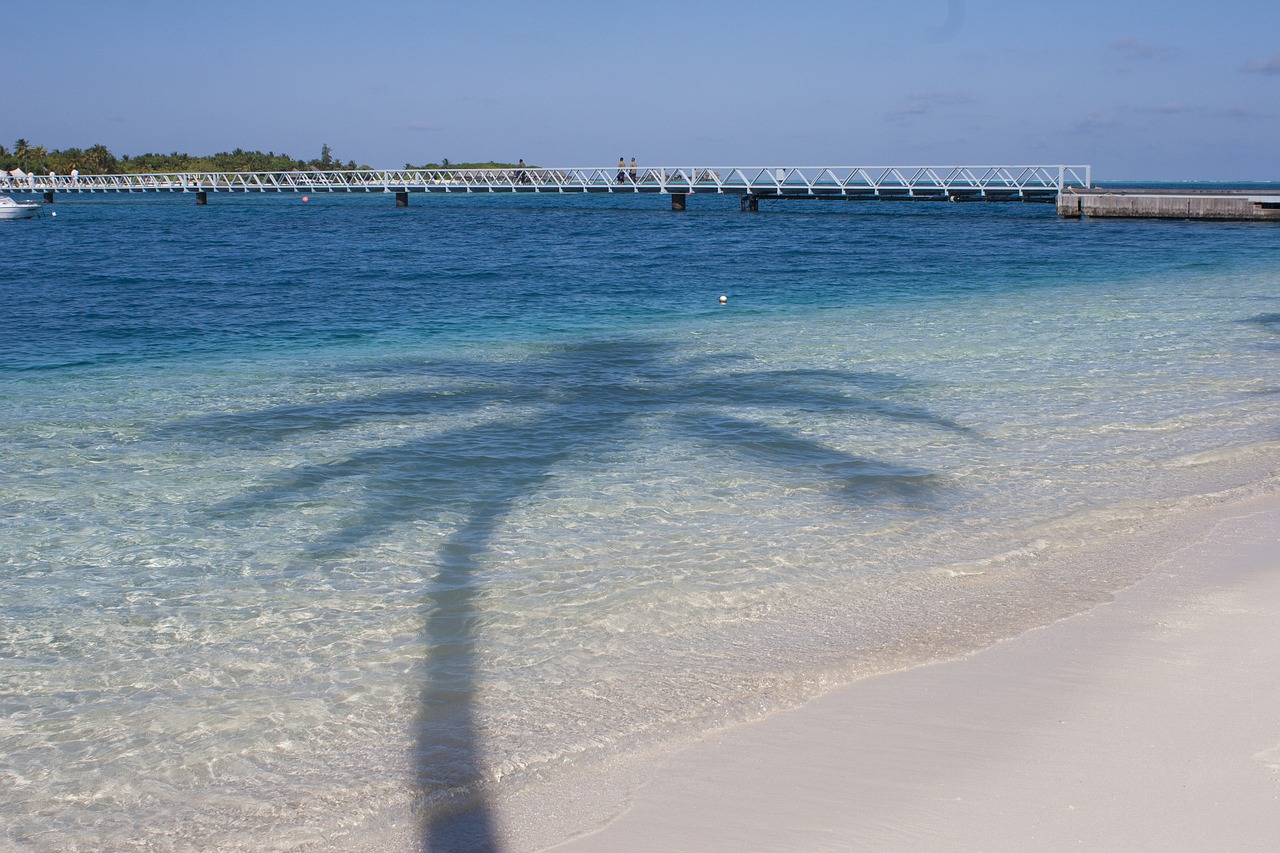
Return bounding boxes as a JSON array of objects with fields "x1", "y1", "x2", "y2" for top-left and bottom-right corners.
[{"x1": 0, "y1": 195, "x2": 41, "y2": 220}]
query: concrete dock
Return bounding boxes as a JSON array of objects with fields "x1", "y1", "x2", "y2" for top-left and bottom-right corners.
[{"x1": 1058, "y1": 187, "x2": 1280, "y2": 220}]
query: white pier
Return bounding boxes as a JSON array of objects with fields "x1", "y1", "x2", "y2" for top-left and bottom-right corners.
[{"x1": 4, "y1": 164, "x2": 1091, "y2": 210}]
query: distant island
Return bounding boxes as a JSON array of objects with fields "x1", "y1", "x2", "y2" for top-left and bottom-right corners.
[
  {"x1": 0, "y1": 140, "x2": 370, "y2": 175},
  {"x1": 0, "y1": 140, "x2": 521, "y2": 175},
  {"x1": 404, "y1": 159, "x2": 526, "y2": 170}
]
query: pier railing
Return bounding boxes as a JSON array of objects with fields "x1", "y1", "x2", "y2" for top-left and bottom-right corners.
[{"x1": 2, "y1": 164, "x2": 1091, "y2": 202}]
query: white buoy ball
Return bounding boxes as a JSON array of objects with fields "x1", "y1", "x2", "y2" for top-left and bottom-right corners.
[
  {"x1": 50, "y1": 211, "x2": 57, "y2": 217},
  {"x1": 719, "y1": 294, "x2": 728, "y2": 304}
]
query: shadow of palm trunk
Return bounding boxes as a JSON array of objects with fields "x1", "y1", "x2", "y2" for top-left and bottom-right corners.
[
  {"x1": 414, "y1": 503, "x2": 512, "y2": 852},
  {"x1": 405, "y1": 401, "x2": 610, "y2": 851}
]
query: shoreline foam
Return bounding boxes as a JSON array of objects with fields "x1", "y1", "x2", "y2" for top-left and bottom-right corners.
[{"x1": 520, "y1": 493, "x2": 1280, "y2": 852}]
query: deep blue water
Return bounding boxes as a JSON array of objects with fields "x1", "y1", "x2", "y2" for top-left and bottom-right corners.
[{"x1": 6, "y1": 192, "x2": 1271, "y2": 370}]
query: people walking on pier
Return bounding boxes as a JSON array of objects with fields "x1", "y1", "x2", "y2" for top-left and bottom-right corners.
[
  {"x1": 629, "y1": 158, "x2": 638, "y2": 183},
  {"x1": 516, "y1": 159, "x2": 528, "y2": 184},
  {"x1": 617, "y1": 157, "x2": 626, "y2": 184}
]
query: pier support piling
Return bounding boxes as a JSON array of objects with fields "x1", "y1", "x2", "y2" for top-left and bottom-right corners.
[
  {"x1": 671, "y1": 193, "x2": 687, "y2": 211},
  {"x1": 740, "y1": 195, "x2": 759, "y2": 212},
  {"x1": 396, "y1": 191, "x2": 409, "y2": 207},
  {"x1": 195, "y1": 191, "x2": 208, "y2": 206},
  {"x1": 43, "y1": 191, "x2": 54, "y2": 204}
]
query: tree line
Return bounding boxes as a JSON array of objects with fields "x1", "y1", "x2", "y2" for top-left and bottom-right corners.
[
  {"x1": 404, "y1": 159, "x2": 524, "y2": 170},
  {"x1": 0, "y1": 140, "x2": 369, "y2": 174}
]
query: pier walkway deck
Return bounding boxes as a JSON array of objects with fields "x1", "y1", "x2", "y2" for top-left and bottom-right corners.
[{"x1": 4, "y1": 164, "x2": 1091, "y2": 210}]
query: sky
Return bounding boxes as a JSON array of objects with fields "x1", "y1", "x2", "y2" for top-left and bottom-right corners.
[{"x1": 8, "y1": 0, "x2": 1280, "y2": 180}]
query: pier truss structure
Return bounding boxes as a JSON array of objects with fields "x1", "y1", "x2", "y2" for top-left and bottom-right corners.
[{"x1": 6, "y1": 164, "x2": 1091, "y2": 210}]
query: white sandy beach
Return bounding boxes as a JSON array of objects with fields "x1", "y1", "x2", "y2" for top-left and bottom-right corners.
[{"x1": 516, "y1": 495, "x2": 1280, "y2": 852}]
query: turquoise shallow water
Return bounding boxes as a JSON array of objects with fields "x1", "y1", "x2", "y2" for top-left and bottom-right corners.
[{"x1": 2, "y1": 193, "x2": 1280, "y2": 850}]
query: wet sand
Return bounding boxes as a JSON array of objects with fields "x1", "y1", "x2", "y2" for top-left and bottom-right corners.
[{"x1": 537, "y1": 495, "x2": 1280, "y2": 852}]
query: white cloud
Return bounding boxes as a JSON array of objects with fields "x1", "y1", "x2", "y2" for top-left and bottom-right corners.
[
  {"x1": 891, "y1": 91, "x2": 975, "y2": 119},
  {"x1": 1242, "y1": 52, "x2": 1280, "y2": 74},
  {"x1": 1070, "y1": 111, "x2": 1121, "y2": 134},
  {"x1": 1111, "y1": 37, "x2": 1165, "y2": 61},
  {"x1": 1220, "y1": 105, "x2": 1267, "y2": 120}
]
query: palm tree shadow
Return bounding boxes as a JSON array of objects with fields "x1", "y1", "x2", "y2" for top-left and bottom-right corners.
[
  {"x1": 1243, "y1": 313, "x2": 1280, "y2": 356},
  {"x1": 182, "y1": 339, "x2": 979, "y2": 851},
  {"x1": 679, "y1": 414, "x2": 941, "y2": 502},
  {"x1": 1244, "y1": 313, "x2": 1280, "y2": 334},
  {"x1": 411, "y1": 486, "x2": 542, "y2": 851}
]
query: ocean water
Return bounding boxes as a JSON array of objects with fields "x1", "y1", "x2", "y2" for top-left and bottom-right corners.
[{"x1": 2, "y1": 191, "x2": 1279, "y2": 851}]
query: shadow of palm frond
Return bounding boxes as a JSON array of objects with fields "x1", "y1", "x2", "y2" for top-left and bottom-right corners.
[
  {"x1": 179, "y1": 338, "x2": 978, "y2": 851},
  {"x1": 1244, "y1": 312, "x2": 1280, "y2": 333},
  {"x1": 1243, "y1": 313, "x2": 1280, "y2": 354},
  {"x1": 678, "y1": 414, "x2": 940, "y2": 502}
]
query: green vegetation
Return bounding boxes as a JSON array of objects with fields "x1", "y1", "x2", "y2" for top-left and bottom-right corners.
[
  {"x1": 404, "y1": 159, "x2": 527, "y2": 170},
  {"x1": 0, "y1": 140, "x2": 370, "y2": 174},
  {"x1": 0, "y1": 140, "x2": 531, "y2": 175}
]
